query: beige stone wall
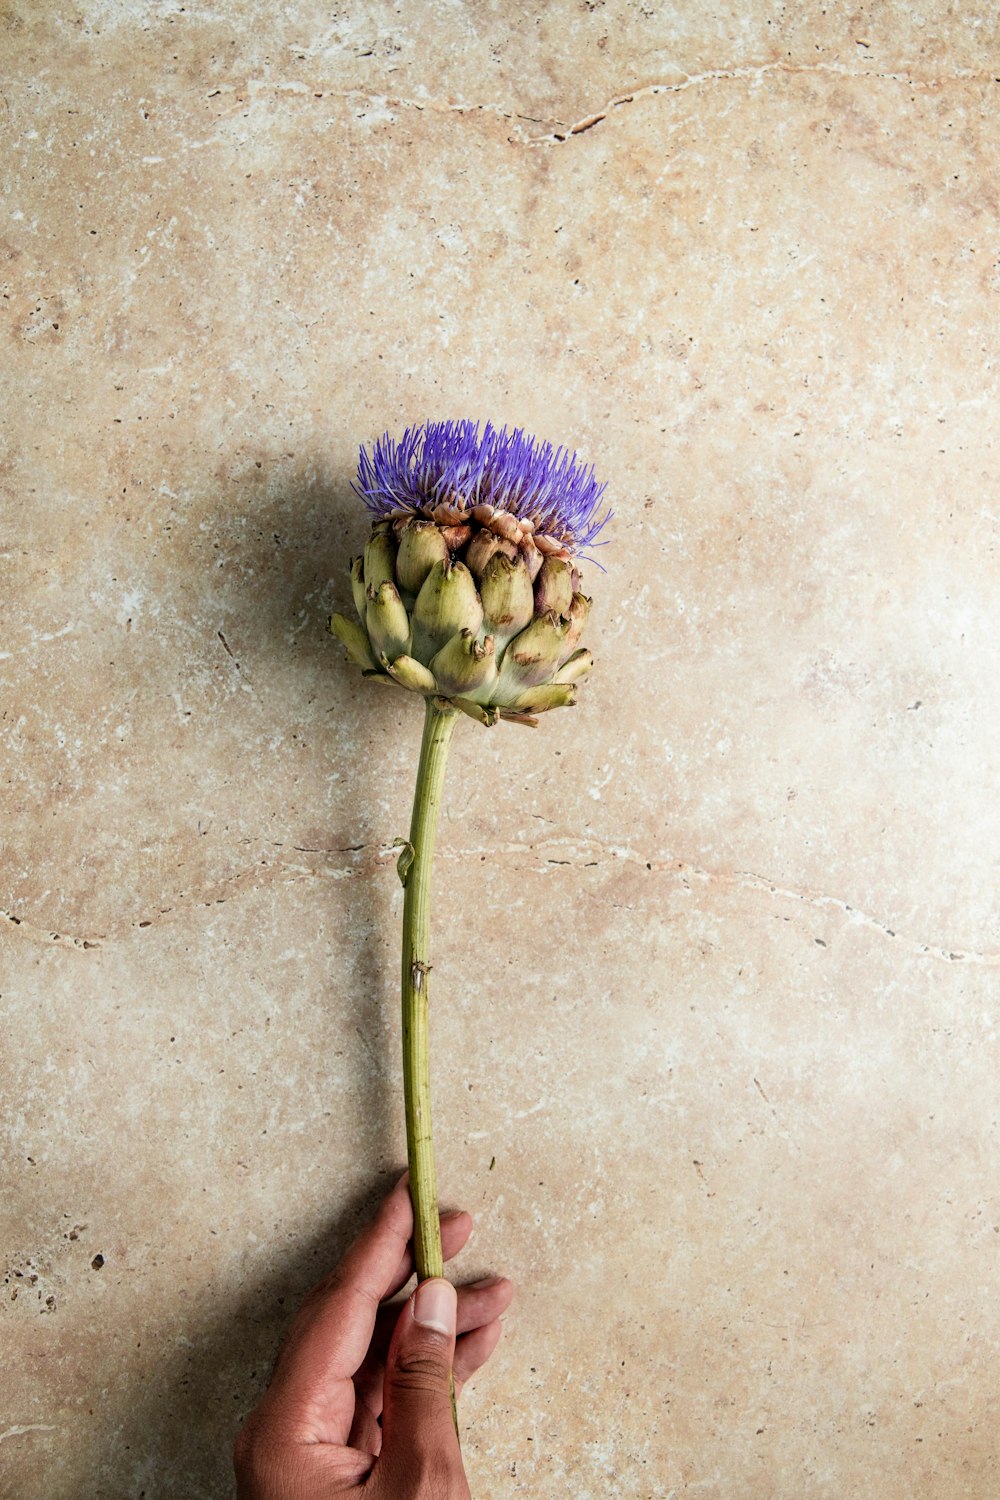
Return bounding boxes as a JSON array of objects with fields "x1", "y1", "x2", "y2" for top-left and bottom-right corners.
[{"x1": 3, "y1": 4, "x2": 999, "y2": 1495}]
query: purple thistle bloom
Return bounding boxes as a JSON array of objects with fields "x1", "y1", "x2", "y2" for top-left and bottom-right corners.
[{"x1": 355, "y1": 419, "x2": 611, "y2": 557}]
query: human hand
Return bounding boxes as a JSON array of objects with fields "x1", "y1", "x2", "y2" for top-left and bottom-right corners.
[{"x1": 233, "y1": 1174, "x2": 513, "y2": 1498}]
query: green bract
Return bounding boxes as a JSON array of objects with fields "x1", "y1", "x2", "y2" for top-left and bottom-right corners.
[{"x1": 330, "y1": 513, "x2": 594, "y2": 726}]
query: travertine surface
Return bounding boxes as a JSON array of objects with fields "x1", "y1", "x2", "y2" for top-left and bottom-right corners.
[{"x1": 3, "y1": 4, "x2": 999, "y2": 1496}]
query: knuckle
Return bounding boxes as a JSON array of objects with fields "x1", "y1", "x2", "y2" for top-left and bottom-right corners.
[{"x1": 392, "y1": 1344, "x2": 452, "y2": 1391}]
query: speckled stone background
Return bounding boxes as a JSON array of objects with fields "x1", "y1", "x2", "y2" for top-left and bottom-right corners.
[{"x1": 4, "y1": 3, "x2": 1000, "y2": 1497}]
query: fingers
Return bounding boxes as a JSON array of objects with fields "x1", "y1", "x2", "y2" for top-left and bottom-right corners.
[
  {"x1": 269, "y1": 1174, "x2": 416, "y2": 1402},
  {"x1": 260, "y1": 1173, "x2": 507, "y2": 1447},
  {"x1": 454, "y1": 1274, "x2": 514, "y2": 1337},
  {"x1": 375, "y1": 1280, "x2": 468, "y2": 1497},
  {"x1": 347, "y1": 1395, "x2": 383, "y2": 1460},
  {"x1": 353, "y1": 1273, "x2": 513, "y2": 1423},
  {"x1": 453, "y1": 1275, "x2": 513, "y2": 1396},
  {"x1": 454, "y1": 1318, "x2": 504, "y2": 1396},
  {"x1": 341, "y1": 1209, "x2": 481, "y2": 1410},
  {"x1": 383, "y1": 1206, "x2": 473, "y2": 1300}
]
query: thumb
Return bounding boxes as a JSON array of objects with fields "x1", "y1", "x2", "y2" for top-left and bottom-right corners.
[{"x1": 376, "y1": 1278, "x2": 466, "y2": 1494}]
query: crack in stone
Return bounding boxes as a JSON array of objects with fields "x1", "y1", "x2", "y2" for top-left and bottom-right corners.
[
  {"x1": 438, "y1": 837, "x2": 999, "y2": 964},
  {"x1": 208, "y1": 78, "x2": 560, "y2": 133},
  {"x1": 0, "y1": 910, "x2": 104, "y2": 951},
  {"x1": 199, "y1": 61, "x2": 995, "y2": 149},
  {"x1": 729, "y1": 869, "x2": 1000, "y2": 966},
  {"x1": 4, "y1": 837, "x2": 994, "y2": 963},
  {"x1": 0, "y1": 1426, "x2": 57, "y2": 1445},
  {"x1": 538, "y1": 60, "x2": 1000, "y2": 144}
]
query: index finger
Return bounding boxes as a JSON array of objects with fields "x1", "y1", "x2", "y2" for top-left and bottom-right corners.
[{"x1": 270, "y1": 1174, "x2": 415, "y2": 1401}]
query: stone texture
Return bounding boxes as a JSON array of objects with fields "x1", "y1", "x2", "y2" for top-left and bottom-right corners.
[{"x1": 3, "y1": 3, "x2": 999, "y2": 1496}]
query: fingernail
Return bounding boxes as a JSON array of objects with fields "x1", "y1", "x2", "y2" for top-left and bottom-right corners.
[
  {"x1": 469, "y1": 1274, "x2": 503, "y2": 1289},
  {"x1": 413, "y1": 1278, "x2": 457, "y2": 1336}
]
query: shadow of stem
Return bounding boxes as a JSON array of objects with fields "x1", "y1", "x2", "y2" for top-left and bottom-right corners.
[
  {"x1": 100, "y1": 1178, "x2": 399, "y2": 1499},
  {"x1": 87, "y1": 460, "x2": 412, "y2": 1498}
]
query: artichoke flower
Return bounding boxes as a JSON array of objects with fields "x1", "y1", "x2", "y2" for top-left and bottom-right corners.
[
  {"x1": 326, "y1": 422, "x2": 608, "y2": 1429},
  {"x1": 330, "y1": 419, "x2": 609, "y2": 727}
]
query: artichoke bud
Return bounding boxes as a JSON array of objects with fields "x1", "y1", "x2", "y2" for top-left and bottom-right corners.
[
  {"x1": 363, "y1": 522, "x2": 397, "y2": 592},
  {"x1": 430, "y1": 628, "x2": 497, "y2": 699},
  {"x1": 520, "y1": 537, "x2": 545, "y2": 583},
  {"x1": 553, "y1": 647, "x2": 593, "y2": 685},
  {"x1": 495, "y1": 611, "x2": 571, "y2": 696},
  {"x1": 336, "y1": 422, "x2": 608, "y2": 722},
  {"x1": 411, "y1": 559, "x2": 483, "y2": 665},
  {"x1": 387, "y1": 653, "x2": 438, "y2": 694},
  {"x1": 465, "y1": 529, "x2": 518, "y2": 580},
  {"x1": 506, "y1": 682, "x2": 578, "y2": 715},
  {"x1": 396, "y1": 519, "x2": 449, "y2": 597},
  {"x1": 366, "y1": 580, "x2": 411, "y2": 662},
  {"x1": 440, "y1": 522, "x2": 472, "y2": 552},
  {"x1": 533, "y1": 556, "x2": 574, "y2": 617},
  {"x1": 479, "y1": 553, "x2": 535, "y2": 648},
  {"x1": 560, "y1": 591, "x2": 591, "y2": 664},
  {"x1": 453, "y1": 697, "x2": 501, "y2": 727},
  {"x1": 350, "y1": 556, "x2": 367, "y2": 624},
  {"x1": 329, "y1": 612, "x2": 375, "y2": 670}
]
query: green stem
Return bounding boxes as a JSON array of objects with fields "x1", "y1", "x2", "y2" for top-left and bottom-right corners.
[{"x1": 402, "y1": 697, "x2": 458, "y2": 1281}]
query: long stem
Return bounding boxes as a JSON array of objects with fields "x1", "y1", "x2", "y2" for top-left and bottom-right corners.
[{"x1": 402, "y1": 697, "x2": 458, "y2": 1281}]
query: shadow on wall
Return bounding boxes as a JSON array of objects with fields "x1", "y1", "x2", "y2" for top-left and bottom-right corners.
[{"x1": 84, "y1": 459, "x2": 405, "y2": 1498}]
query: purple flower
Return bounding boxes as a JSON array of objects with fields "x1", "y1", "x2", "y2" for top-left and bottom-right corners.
[{"x1": 354, "y1": 420, "x2": 611, "y2": 557}]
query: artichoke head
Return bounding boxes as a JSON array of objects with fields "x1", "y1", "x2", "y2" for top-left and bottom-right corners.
[{"x1": 330, "y1": 512, "x2": 594, "y2": 727}]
